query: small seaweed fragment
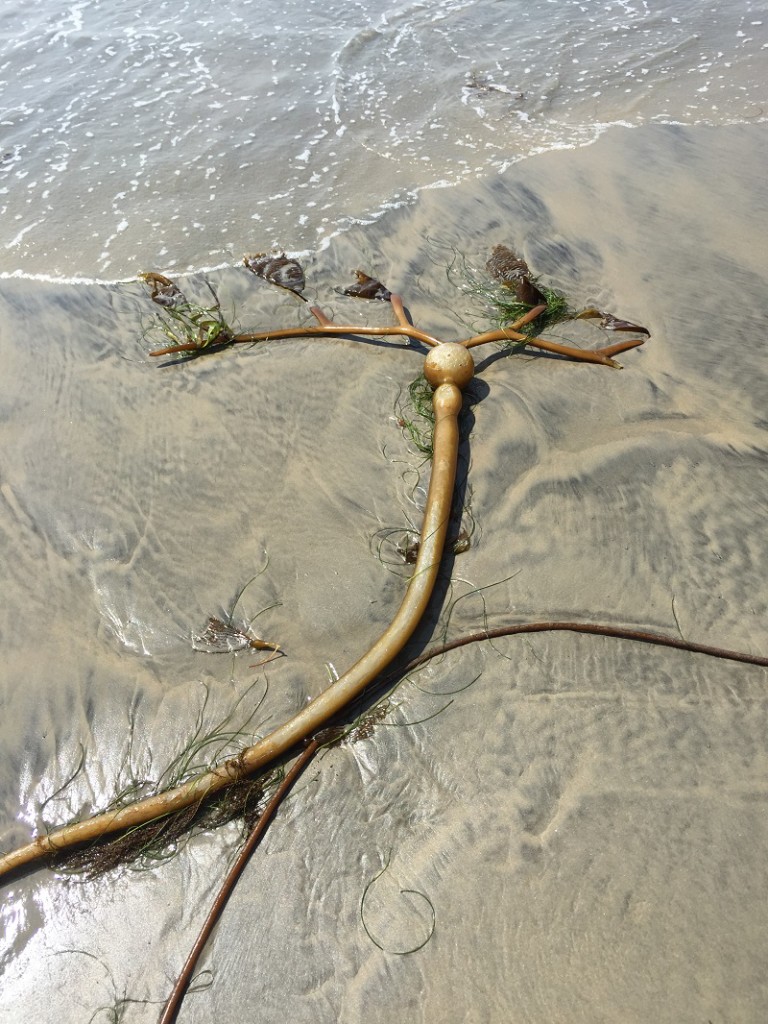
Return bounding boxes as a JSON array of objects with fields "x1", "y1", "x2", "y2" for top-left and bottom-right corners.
[
  {"x1": 140, "y1": 273, "x2": 235, "y2": 358},
  {"x1": 398, "y1": 528, "x2": 470, "y2": 564},
  {"x1": 485, "y1": 244, "x2": 548, "y2": 307},
  {"x1": 452, "y1": 528, "x2": 471, "y2": 555},
  {"x1": 53, "y1": 949, "x2": 163, "y2": 1024},
  {"x1": 38, "y1": 744, "x2": 87, "y2": 819},
  {"x1": 337, "y1": 270, "x2": 392, "y2": 302},
  {"x1": 575, "y1": 307, "x2": 650, "y2": 336},
  {"x1": 192, "y1": 616, "x2": 281, "y2": 656},
  {"x1": 343, "y1": 700, "x2": 392, "y2": 743},
  {"x1": 139, "y1": 271, "x2": 186, "y2": 308},
  {"x1": 395, "y1": 373, "x2": 437, "y2": 458},
  {"x1": 464, "y1": 71, "x2": 525, "y2": 100},
  {"x1": 243, "y1": 252, "x2": 306, "y2": 299},
  {"x1": 397, "y1": 535, "x2": 421, "y2": 565}
]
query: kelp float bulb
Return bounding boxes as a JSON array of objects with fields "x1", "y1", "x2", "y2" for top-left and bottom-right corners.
[{"x1": 423, "y1": 342, "x2": 475, "y2": 390}]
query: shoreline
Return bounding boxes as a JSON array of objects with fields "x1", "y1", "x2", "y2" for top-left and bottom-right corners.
[{"x1": 1, "y1": 118, "x2": 765, "y2": 286}]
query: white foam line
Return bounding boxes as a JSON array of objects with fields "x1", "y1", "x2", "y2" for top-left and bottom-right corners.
[
  {"x1": 0, "y1": 269, "x2": 142, "y2": 285},
  {"x1": 4, "y1": 220, "x2": 44, "y2": 249},
  {"x1": 0, "y1": 260, "x2": 261, "y2": 287},
  {"x1": 2, "y1": 112, "x2": 764, "y2": 286}
]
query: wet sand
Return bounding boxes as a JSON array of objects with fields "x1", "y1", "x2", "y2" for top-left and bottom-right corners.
[{"x1": 1, "y1": 122, "x2": 767, "y2": 1022}]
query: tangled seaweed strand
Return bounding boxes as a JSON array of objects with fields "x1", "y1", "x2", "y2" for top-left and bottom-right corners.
[{"x1": 52, "y1": 773, "x2": 272, "y2": 879}]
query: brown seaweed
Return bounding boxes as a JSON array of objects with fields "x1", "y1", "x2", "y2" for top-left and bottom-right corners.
[
  {"x1": 485, "y1": 245, "x2": 529, "y2": 283},
  {"x1": 243, "y1": 252, "x2": 306, "y2": 299},
  {"x1": 192, "y1": 616, "x2": 281, "y2": 655},
  {"x1": 139, "y1": 271, "x2": 186, "y2": 308},
  {"x1": 576, "y1": 307, "x2": 650, "y2": 336},
  {"x1": 485, "y1": 244, "x2": 547, "y2": 306},
  {"x1": 337, "y1": 270, "x2": 392, "y2": 302}
]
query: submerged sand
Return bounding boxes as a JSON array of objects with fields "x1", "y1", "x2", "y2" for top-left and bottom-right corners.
[{"x1": 1, "y1": 122, "x2": 767, "y2": 1022}]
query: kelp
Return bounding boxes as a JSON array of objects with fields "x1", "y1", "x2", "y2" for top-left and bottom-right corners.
[
  {"x1": 192, "y1": 616, "x2": 281, "y2": 657},
  {"x1": 337, "y1": 270, "x2": 392, "y2": 302},
  {"x1": 139, "y1": 272, "x2": 235, "y2": 358},
  {"x1": 0, "y1": 245, "x2": 655, "y2": 882},
  {"x1": 243, "y1": 252, "x2": 306, "y2": 299}
]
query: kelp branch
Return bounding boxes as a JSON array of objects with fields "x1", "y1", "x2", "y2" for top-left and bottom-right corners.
[
  {"x1": 389, "y1": 621, "x2": 768, "y2": 681},
  {"x1": 142, "y1": 249, "x2": 646, "y2": 366}
]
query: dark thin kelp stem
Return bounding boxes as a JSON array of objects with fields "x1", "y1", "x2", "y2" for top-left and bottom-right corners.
[
  {"x1": 390, "y1": 621, "x2": 768, "y2": 679},
  {"x1": 158, "y1": 732, "x2": 333, "y2": 1024}
]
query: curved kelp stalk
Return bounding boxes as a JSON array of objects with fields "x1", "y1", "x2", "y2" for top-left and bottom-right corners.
[{"x1": 0, "y1": 290, "x2": 647, "y2": 881}]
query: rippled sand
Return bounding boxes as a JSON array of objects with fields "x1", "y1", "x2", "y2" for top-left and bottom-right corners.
[{"x1": 1, "y1": 122, "x2": 767, "y2": 1022}]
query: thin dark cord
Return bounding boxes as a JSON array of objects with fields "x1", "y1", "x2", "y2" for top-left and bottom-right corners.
[
  {"x1": 394, "y1": 621, "x2": 768, "y2": 677},
  {"x1": 158, "y1": 732, "x2": 333, "y2": 1024}
]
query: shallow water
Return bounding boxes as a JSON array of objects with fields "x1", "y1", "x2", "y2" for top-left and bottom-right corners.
[
  {"x1": 2, "y1": 0, "x2": 768, "y2": 1019},
  {"x1": 1, "y1": 120, "x2": 767, "y2": 1021},
  {"x1": 1, "y1": 0, "x2": 766, "y2": 279}
]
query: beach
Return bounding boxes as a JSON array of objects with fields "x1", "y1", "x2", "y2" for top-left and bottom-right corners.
[{"x1": 1, "y1": 118, "x2": 767, "y2": 1021}]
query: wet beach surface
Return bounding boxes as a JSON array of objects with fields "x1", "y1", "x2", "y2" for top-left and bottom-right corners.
[{"x1": 1, "y1": 122, "x2": 768, "y2": 1022}]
